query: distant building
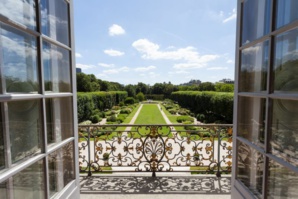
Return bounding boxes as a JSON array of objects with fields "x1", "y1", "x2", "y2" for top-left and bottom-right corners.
[
  {"x1": 218, "y1": 78, "x2": 234, "y2": 84},
  {"x1": 180, "y1": 79, "x2": 201, "y2": 86},
  {"x1": 76, "y1": 67, "x2": 82, "y2": 73}
]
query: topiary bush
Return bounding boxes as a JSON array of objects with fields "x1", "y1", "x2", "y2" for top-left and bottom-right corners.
[
  {"x1": 177, "y1": 116, "x2": 194, "y2": 123},
  {"x1": 90, "y1": 115, "x2": 101, "y2": 123},
  {"x1": 107, "y1": 115, "x2": 117, "y2": 122},
  {"x1": 120, "y1": 108, "x2": 131, "y2": 114},
  {"x1": 168, "y1": 109, "x2": 177, "y2": 115},
  {"x1": 183, "y1": 121, "x2": 197, "y2": 130},
  {"x1": 116, "y1": 114, "x2": 126, "y2": 123}
]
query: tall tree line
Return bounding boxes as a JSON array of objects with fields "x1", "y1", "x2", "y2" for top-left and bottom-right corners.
[{"x1": 76, "y1": 73, "x2": 234, "y2": 95}]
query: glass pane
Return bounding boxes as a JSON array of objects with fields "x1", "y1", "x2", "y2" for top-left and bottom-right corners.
[
  {"x1": 13, "y1": 160, "x2": 45, "y2": 199},
  {"x1": 270, "y1": 99, "x2": 298, "y2": 167},
  {"x1": 242, "y1": 0, "x2": 271, "y2": 45},
  {"x1": 0, "y1": 105, "x2": 4, "y2": 170},
  {"x1": 0, "y1": 0, "x2": 36, "y2": 30},
  {"x1": 43, "y1": 41, "x2": 71, "y2": 93},
  {"x1": 0, "y1": 23, "x2": 39, "y2": 94},
  {"x1": 48, "y1": 142, "x2": 75, "y2": 197},
  {"x1": 8, "y1": 100, "x2": 42, "y2": 163},
  {"x1": 46, "y1": 97, "x2": 74, "y2": 145},
  {"x1": 276, "y1": 0, "x2": 298, "y2": 29},
  {"x1": 0, "y1": 182, "x2": 7, "y2": 199},
  {"x1": 268, "y1": 159, "x2": 298, "y2": 198},
  {"x1": 41, "y1": 0, "x2": 70, "y2": 46},
  {"x1": 274, "y1": 28, "x2": 298, "y2": 92},
  {"x1": 237, "y1": 97, "x2": 266, "y2": 146},
  {"x1": 240, "y1": 41, "x2": 269, "y2": 92},
  {"x1": 236, "y1": 141, "x2": 264, "y2": 198}
]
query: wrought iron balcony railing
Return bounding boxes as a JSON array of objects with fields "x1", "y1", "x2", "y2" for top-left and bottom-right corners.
[{"x1": 78, "y1": 124, "x2": 233, "y2": 177}]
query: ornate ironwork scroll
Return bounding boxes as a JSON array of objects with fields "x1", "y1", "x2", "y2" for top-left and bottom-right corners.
[{"x1": 78, "y1": 124, "x2": 233, "y2": 177}]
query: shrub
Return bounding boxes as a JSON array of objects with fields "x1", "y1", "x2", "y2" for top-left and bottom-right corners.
[
  {"x1": 79, "y1": 120, "x2": 92, "y2": 125},
  {"x1": 112, "y1": 106, "x2": 120, "y2": 110},
  {"x1": 183, "y1": 121, "x2": 196, "y2": 130},
  {"x1": 196, "y1": 113, "x2": 205, "y2": 121},
  {"x1": 177, "y1": 116, "x2": 194, "y2": 123},
  {"x1": 164, "y1": 105, "x2": 173, "y2": 110},
  {"x1": 120, "y1": 108, "x2": 131, "y2": 114},
  {"x1": 90, "y1": 115, "x2": 101, "y2": 123},
  {"x1": 168, "y1": 109, "x2": 177, "y2": 115},
  {"x1": 116, "y1": 114, "x2": 126, "y2": 123},
  {"x1": 107, "y1": 115, "x2": 117, "y2": 122},
  {"x1": 124, "y1": 97, "x2": 135, "y2": 105},
  {"x1": 119, "y1": 101, "x2": 125, "y2": 107}
]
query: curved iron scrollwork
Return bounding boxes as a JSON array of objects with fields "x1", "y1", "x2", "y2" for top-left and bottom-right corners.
[{"x1": 78, "y1": 124, "x2": 233, "y2": 177}]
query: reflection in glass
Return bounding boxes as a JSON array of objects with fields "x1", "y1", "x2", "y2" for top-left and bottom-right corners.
[
  {"x1": 13, "y1": 160, "x2": 45, "y2": 199},
  {"x1": 238, "y1": 97, "x2": 266, "y2": 146},
  {"x1": 271, "y1": 99, "x2": 298, "y2": 167},
  {"x1": 0, "y1": 105, "x2": 4, "y2": 170},
  {"x1": 46, "y1": 97, "x2": 74, "y2": 145},
  {"x1": 268, "y1": 160, "x2": 298, "y2": 198},
  {"x1": 236, "y1": 141, "x2": 264, "y2": 198},
  {"x1": 43, "y1": 41, "x2": 71, "y2": 93},
  {"x1": 8, "y1": 100, "x2": 42, "y2": 163},
  {"x1": 274, "y1": 28, "x2": 298, "y2": 92},
  {"x1": 40, "y1": 0, "x2": 70, "y2": 46},
  {"x1": 276, "y1": 0, "x2": 298, "y2": 29},
  {"x1": 0, "y1": 23, "x2": 39, "y2": 94},
  {"x1": 242, "y1": 0, "x2": 271, "y2": 44},
  {"x1": 0, "y1": 182, "x2": 7, "y2": 199},
  {"x1": 48, "y1": 142, "x2": 75, "y2": 197},
  {"x1": 0, "y1": 0, "x2": 36, "y2": 30},
  {"x1": 240, "y1": 41, "x2": 269, "y2": 92}
]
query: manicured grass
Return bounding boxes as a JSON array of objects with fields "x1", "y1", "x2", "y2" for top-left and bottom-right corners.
[
  {"x1": 134, "y1": 104, "x2": 166, "y2": 124},
  {"x1": 133, "y1": 104, "x2": 172, "y2": 137},
  {"x1": 80, "y1": 166, "x2": 112, "y2": 174}
]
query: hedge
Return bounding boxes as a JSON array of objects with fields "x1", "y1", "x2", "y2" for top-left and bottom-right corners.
[
  {"x1": 77, "y1": 91, "x2": 127, "y2": 122},
  {"x1": 170, "y1": 91, "x2": 233, "y2": 123}
]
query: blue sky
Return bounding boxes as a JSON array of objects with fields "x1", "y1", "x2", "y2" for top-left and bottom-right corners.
[{"x1": 74, "y1": 0, "x2": 237, "y2": 85}]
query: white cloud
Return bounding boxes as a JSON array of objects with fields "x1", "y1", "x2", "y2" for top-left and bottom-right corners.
[
  {"x1": 207, "y1": 67, "x2": 228, "y2": 70},
  {"x1": 75, "y1": 53, "x2": 82, "y2": 58},
  {"x1": 98, "y1": 63, "x2": 114, "y2": 68},
  {"x1": 223, "y1": 8, "x2": 236, "y2": 23},
  {"x1": 132, "y1": 39, "x2": 219, "y2": 69},
  {"x1": 103, "y1": 66, "x2": 130, "y2": 74},
  {"x1": 104, "y1": 49, "x2": 125, "y2": 56},
  {"x1": 168, "y1": 70, "x2": 190, "y2": 74},
  {"x1": 109, "y1": 24, "x2": 125, "y2": 36},
  {"x1": 219, "y1": 11, "x2": 224, "y2": 17},
  {"x1": 227, "y1": 59, "x2": 234, "y2": 64},
  {"x1": 76, "y1": 63, "x2": 95, "y2": 70},
  {"x1": 96, "y1": 73, "x2": 108, "y2": 78},
  {"x1": 134, "y1": 65, "x2": 156, "y2": 72}
]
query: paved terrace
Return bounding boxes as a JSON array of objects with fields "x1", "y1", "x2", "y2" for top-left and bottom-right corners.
[{"x1": 80, "y1": 103, "x2": 232, "y2": 198}]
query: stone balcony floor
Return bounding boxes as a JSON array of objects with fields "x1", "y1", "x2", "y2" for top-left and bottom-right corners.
[{"x1": 80, "y1": 173, "x2": 231, "y2": 199}]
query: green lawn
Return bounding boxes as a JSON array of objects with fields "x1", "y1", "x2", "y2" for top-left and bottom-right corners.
[{"x1": 132, "y1": 104, "x2": 172, "y2": 137}]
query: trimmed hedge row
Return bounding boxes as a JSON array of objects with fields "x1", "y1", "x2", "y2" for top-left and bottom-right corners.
[
  {"x1": 146, "y1": 94, "x2": 164, "y2": 101},
  {"x1": 170, "y1": 91, "x2": 234, "y2": 123},
  {"x1": 77, "y1": 91, "x2": 127, "y2": 122}
]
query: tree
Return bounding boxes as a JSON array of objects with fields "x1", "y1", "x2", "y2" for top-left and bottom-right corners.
[
  {"x1": 125, "y1": 84, "x2": 136, "y2": 97},
  {"x1": 136, "y1": 82, "x2": 149, "y2": 94},
  {"x1": 199, "y1": 82, "x2": 216, "y2": 91},
  {"x1": 136, "y1": 92, "x2": 145, "y2": 101},
  {"x1": 76, "y1": 73, "x2": 100, "y2": 92},
  {"x1": 215, "y1": 83, "x2": 234, "y2": 92}
]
